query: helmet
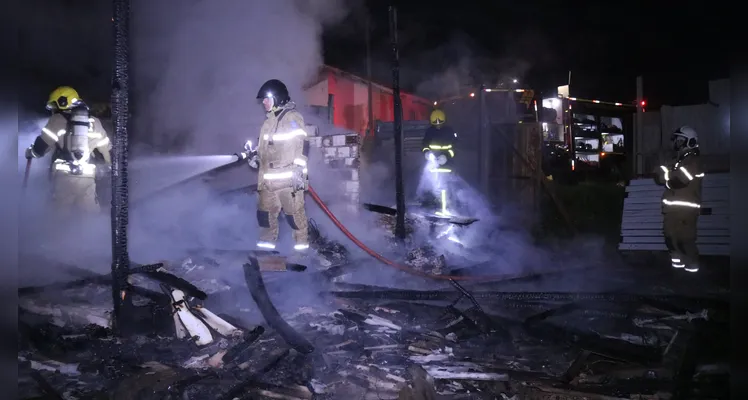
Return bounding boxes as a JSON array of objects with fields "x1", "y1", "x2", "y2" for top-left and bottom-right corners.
[
  {"x1": 671, "y1": 126, "x2": 699, "y2": 151},
  {"x1": 47, "y1": 86, "x2": 82, "y2": 111},
  {"x1": 430, "y1": 109, "x2": 446, "y2": 126},
  {"x1": 256, "y1": 79, "x2": 290, "y2": 108}
]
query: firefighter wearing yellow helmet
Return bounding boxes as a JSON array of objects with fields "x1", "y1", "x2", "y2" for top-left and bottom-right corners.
[
  {"x1": 24, "y1": 86, "x2": 111, "y2": 214},
  {"x1": 422, "y1": 109, "x2": 457, "y2": 167},
  {"x1": 422, "y1": 108, "x2": 457, "y2": 215}
]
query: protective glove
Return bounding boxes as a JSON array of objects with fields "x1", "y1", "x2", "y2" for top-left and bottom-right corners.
[
  {"x1": 247, "y1": 152, "x2": 259, "y2": 169},
  {"x1": 292, "y1": 167, "x2": 307, "y2": 192},
  {"x1": 25, "y1": 146, "x2": 36, "y2": 160},
  {"x1": 653, "y1": 165, "x2": 669, "y2": 186}
]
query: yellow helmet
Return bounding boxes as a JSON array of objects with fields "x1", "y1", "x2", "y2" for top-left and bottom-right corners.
[
  {"x1": 429, "y1": 109, "x2": 446, "y2": 126},
  {"x1": 47, "y1": 86, "x2": 82, "y2": 111}
]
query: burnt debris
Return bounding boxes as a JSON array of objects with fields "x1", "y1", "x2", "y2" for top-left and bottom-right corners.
[{"x1": 18, "y1": 254, "x2": 729, "y2": 399}]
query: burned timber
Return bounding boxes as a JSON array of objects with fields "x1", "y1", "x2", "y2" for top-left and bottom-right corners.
[{"x1": 18, "y1": 249, "x2": 729, "y2": 399}]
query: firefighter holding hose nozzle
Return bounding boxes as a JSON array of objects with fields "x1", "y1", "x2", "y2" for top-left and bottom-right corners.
[
  {"x1": 245, "y1": 79, "x2": 330, "y2": 266},
  {"x1": 653, "y1": 126, "x2": 705, "y2": 273},
  {"x1": 24, "y1": 86, "x2": 111, "y2": 214},
  {"x1": 421, "y1": 109, "x2": 458, "y2": 216}
]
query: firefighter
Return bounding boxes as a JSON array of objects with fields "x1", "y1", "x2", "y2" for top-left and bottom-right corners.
[
  {"x1": 248, "y1": 79, "x2": 318, "y2": 258},
  {"x1": 24, "y1": 86, "x2": 111, "y2": 214},
  {"x1": 653, "y1": 126, "x2": 705, "y2": 273},
  {"x1": 421, "y1": 109, "x2": 458, "y2": 215}
]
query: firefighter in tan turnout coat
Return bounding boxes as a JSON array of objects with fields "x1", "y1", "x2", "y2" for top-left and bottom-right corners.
[
  {"x1": 25, "y1": 86, "x2": 111, "y2": 214},
  {"x1": 654, "y1": 126, "x2": 705, "y2": 273},
  {"x1": 247, "y1": 79, "x2": 312, "y2": 254}
]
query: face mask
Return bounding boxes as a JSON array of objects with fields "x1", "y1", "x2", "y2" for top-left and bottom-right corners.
[{"x1": 671, "y1": 135, "x2": 687, "y2": 151}]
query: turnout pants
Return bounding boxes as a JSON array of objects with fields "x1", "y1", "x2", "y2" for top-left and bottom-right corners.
[
  {"x1": 51, "y1": 171, "x2": 100, "y2": 214},
  {"x1": 662, "y1": 208, "x2": 699, "y2": 271},
  {"x1": 256, "y1": 183, "x2": 309, "y2": 250}
]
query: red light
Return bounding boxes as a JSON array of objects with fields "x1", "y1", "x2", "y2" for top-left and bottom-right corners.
[{"x1": 640, "y1": 100, "x2": 646, "y2": 106}]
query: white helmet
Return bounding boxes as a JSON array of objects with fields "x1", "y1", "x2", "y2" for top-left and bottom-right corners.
[{"x1": 672, "y1": 126, "x2": 698, "y2": 151}]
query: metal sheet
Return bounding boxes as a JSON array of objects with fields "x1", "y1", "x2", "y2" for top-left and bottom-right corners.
[
  {"x1": 622, "y1": 236, "x2": 729, "y2": 245},
  {"x1": 620, "y1": 215, "x2": 729, "y2": 224},
  {"x1": 621, "y1": 220, "x2": 729, "y2": 230},
  {"x1": 624, "y1": 189, "x2": 729, "y2": 203},
  {"x1": 626, "y1": 181, "x2": 729, "y2": 194},
  {"x1": 618, "y1": 243, "x2": 729, "y2": 256},
  {"x1": 622, "y1": 229, "x2": 729, "y2": 237},
  {"x1": 624, "y1": 201, "x2": 728, "y2": 211},
  {"x1": 627, "y1": 173, "x2": 729, "y2": 186}
]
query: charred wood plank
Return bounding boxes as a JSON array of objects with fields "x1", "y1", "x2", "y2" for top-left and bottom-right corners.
[
  {"x1": 28, "y1": 370, "x2": 64, "y2": 400},
  {"x1": 242, "y1": 259, "x2": 314, "y2": 354},
  {"x1": 217, "y1": 347, "x2": 290, "y2": 400},
  {"x1": 223, "y1": 326, "x2": 265, "y2": 365},
  {"x1": 523, "y1": 302, "x2": 586, "y2": 325},
  {"x1": 329, "y1": 290, "x2": 728, "y2": 309},
  {"x1": 671, "y1": 325, "x2": 704, "y2": 400},
  {"x1": 18, "y1": 263, "x2": 164, "y2": 296},
  {"x1": 561, "y1": 349, "x2": 591, "y2": 383},
  {"x1": 522, "y1": 323, "x2": 662, "y2": 364}
]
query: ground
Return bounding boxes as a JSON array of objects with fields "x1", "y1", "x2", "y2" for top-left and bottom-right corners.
[{"x1": 18, "y1": 248, "x2": 729, "y2": 400}]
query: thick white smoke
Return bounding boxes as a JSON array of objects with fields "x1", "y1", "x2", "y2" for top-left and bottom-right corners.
[
  {"x1": 15, "y1": 0, "x2": 359, "y2": 293},
  {"x1": 132, "y1": 0, "x2": 351, "y2": 154}
]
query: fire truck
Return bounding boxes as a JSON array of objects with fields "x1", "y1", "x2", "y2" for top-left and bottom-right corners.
[{"x1": 541, "y1": 89, "x2": 637, "y2": 181}]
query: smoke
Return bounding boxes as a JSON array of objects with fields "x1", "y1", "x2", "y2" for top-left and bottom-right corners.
[
  {"x1": 131, "y1": 0, "x2": 351, "y2": 154},
  {"x1": 403, "y1": 30, "x2": 557, "y2": 99},
  {"x1": 14, "y1": 0, "x2": 616, "y2": 315},
  {"x1": 15, "y1": 1, "x2": 357, "y2": 287}
]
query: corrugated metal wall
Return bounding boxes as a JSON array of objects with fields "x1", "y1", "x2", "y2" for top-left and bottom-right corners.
[{"x1": 309, "y1": 67, "x2": 431, "y2": 136}]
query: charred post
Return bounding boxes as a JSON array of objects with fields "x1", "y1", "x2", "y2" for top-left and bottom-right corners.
[
  {"x1": 111, "y1": 0, "x2": 132, "y2": 330},
  {"x1": 389, "y1": 6, "x2": 406, "y2": 241},
  {"x1": 478, "y1": 84, "x2": 489, "y2": 197}
]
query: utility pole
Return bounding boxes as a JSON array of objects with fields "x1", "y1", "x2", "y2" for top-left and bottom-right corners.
[
  {"x1": 111, "y1": 0, "x2": 132, "y2": 332},
  {"x1": 478, "y1": 84, "x2": 489, "y2": 198},
  {"x1": 636, "y1": 75, "x2": 643, "y2": 176},
  {"x1": 389, "y1": 6, "x2": 406, "y2": 241},
  {"x1": 365, "y1": 14, "x2": 374, "y2": 138}
]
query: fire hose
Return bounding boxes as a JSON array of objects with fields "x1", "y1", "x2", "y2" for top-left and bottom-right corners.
[
  {"x1": 307, "y1": 185, "x2": 588, "y2": 283},
  {"x1": 22, "y1": 158, "x2": 32, "y2": 190}
]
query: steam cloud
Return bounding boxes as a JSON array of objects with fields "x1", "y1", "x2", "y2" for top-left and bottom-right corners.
[
  {"x1": 14, "y1": 1, "x2": 610, "y2": 303},
  {"x1": 16, "y1": 0, "x2": 358, "y2": 290},
  {"x1": 131, "y1": 0, "x2": 351, "y2": 154}
]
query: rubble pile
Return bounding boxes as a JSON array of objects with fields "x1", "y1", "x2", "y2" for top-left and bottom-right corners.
[{"x1": 18, "y1": 265, "x2": 730, "y2": 399}]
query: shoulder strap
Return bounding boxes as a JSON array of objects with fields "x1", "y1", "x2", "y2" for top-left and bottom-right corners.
[{"x1": 272, "y1": 108, "x2": 293, "y2": 134}]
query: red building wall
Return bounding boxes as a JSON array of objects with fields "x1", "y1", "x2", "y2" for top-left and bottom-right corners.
[{"x1": 324, "y1": 68, "x2": 431, "y2": 137}]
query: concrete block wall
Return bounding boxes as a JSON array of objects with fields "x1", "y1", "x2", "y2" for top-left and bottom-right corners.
[{"x1": 308, "y1": 131, "x2": 361, "y2": 214}]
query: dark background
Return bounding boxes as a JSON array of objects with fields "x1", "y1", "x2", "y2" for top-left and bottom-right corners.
[
  {"x1": 325, "y1": 1, "x2": 729, "y2": 107},
  {"x1": 13, "y1": 1, "x2": 729, "y2": 110}
]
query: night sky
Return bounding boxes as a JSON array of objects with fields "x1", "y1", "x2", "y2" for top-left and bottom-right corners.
[
  {"x1": 324, "y1": 1, "x2": 729, "y2": 108},
  {"x1": 13, "y1": 1, "x2": 728, "y2": 110}
]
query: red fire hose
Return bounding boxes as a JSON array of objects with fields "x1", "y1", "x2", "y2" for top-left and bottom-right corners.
[{"x1": 307, "y1": 185, "x2": 585, "y2": 282}]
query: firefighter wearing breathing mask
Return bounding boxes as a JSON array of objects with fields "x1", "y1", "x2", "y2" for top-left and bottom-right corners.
[
  {"x1": 653, "y1": 126, "x2": 705, "y2": 273},
  {"x1": 422, "y1": 109, "x2": 457, "y2": 215},
  {"x1": 25, "y1": 86, "x2": 111, "y2": 214},
  {"x1": 248, "y1": 79, "x2": 313, "y2": 254}
]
